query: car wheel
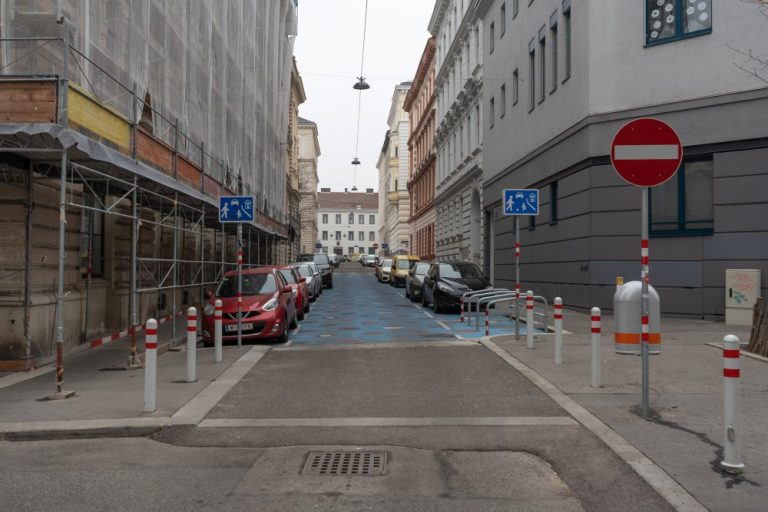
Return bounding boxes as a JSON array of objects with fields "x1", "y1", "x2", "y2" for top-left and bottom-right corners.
[
  {"x1": 297, "y1": 305, "x2": 305, "y2": 321},
  {"x1": 304, "y1": 300, "x2": 310, "y2": 313},
  {"x1": 405, "y1": 285, "x2": 410, "y2": 299},
  {"x1": 327, "y1": 279, "x2": 333, "y2": 289},
  {"x1": 433, "y1": 293, "x2": 444, "y2": 314},
  {"x1": 289, "y1": 307, "x2": 299, "y2": 329},
  {"x1": 421, "y1": 290, "x2": 429, "y2": 307},
  {"x1": 275, "y1": 314, "x2": 288, "y2": 343}
]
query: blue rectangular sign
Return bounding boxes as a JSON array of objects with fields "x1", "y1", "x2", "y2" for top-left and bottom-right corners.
[
  {"x1": 503, "y1": 189, "x2": 539, "y2": 216},
  {"x1": 219, "y1": 196, "x2": 254, "y2": 223}
]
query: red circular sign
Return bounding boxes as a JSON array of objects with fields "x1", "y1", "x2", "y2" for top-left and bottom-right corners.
[
  {"x1": 373, "y1": 243, "x2": 379, "y2": 249},
  {"x1": 610, "y1": 118, "x2": 682, "y2": 187}
]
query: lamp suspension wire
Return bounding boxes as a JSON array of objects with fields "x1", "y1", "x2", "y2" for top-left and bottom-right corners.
[{"x1": 352, "y1": 0, "x2": 370, "y2": 190}]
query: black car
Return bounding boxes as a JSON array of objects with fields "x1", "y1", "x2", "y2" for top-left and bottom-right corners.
[
  {"x1": 297, "y1": 253, "x2": 333, "y2": 289},
  {"x1": 405, "y1": 261, "x2": 431, "y2": 302},
  {"x1": 421, "y1": 261, "x2": 491, "y2": 313}
]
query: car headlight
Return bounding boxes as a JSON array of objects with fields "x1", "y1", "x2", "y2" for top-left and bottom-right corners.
[
  {"x1": 204, "y1": 304, "x2": 215, "y2": 316},
  {"x1": 262, "y1": 297, "x2": 279, "y2": 311},
  {"x1": 437, "y1": 282, "x2": 453, "y2": 293}
]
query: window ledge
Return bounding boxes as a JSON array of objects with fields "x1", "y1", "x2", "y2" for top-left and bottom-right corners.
[
  {"x1": 650, "y1": 229, "x2": 714, "y2": 238},
  {"x1": 644, "y1": 29, "x2": 712, "y2": 48}
]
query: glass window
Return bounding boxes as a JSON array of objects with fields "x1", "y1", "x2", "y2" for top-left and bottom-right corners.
[
  {"x1": 335, "y1": 231, "x2": 341, "y2": 240},
  {"x1": 539, "y1": 28, "x2": 546, "y2": 103},
  {"x1": 528, "y1": 40, "x2": 536, "y2": 112},
  {"x1": 369, "y1": 231, "x2": 375, "y2": 241},
  {"x1": 335, "y1": 214, "x2": 341, "y2": 224},
  {"x1": 563, "y1": 1, "x2": 571, "y2": 80},
  {"x1": 550, "y1": 13, "x2": 558, "y2": 92},
  {"x1": 550, "y1": 181, "x2": 559, "y2": 224},
  {"x1": 500, "y1": 85, "x2": 506, "y2": 117},
  {"x1": 513, "y1": 0, "x2": 519, "y2": 18},
  {"x1": 414, "y1": 262, "x2": 431, "y2": 275},
  {"x1": 369, "y1": 214, "x2": 375, "y2": 224},
  {"x1": 439, "y1": 263, "x2": 484, "y2": 279},
  {"x1": 359, "y1": 214, "x2": 365, "y2": 224},
  {"x1": 489, "y1": 22, "x2": 495, "y2": 53},
  {"x1": 489, "y1": 97, "x2": 495, "y2": 128},
  {"x1": 500, "y1": 3, "x2": 506, "y2": 36},
  {"x1": 216, "y1": 273, "x2": 276, "y2": 297},
  {"x1": 348, "y1": 231, "x2": 354, "y2": 241},
  {"x1": 512, "y1": 69, "x2": 519, "y2": 105},
  {"x1": 348, "y1": 213, "x2": 354, "y2": 224},
  {"x1": 322, "y1": 214, "x2": 328, "y2": 224},
  {"x1": 359, "y1": 231, "x2": 365, "y2": 241},
  {"x1": 279, "y1": 269, "x2": 297, "y2": 284},
  {"x1": 322, "y1": 231, "x2": 328, "y2": 240},
  {"x1": 651, "y1": 158, "x2": 714, "y2": 235},
  {"x1": 646, "y1": 0, "x2": 711, "y2": 45}
]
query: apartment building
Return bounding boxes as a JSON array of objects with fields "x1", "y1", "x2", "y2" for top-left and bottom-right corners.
[
  {"x1": 318, "y1": 189, "x2": 381, "y2": 256},
  {"x1": 298, "y1": 118, "x2": 321, "y2": 254}
]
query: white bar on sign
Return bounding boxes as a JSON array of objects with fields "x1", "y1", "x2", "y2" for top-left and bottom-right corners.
[{"x1": 614, "y1": 145, "x2": 679, "y2": 160}]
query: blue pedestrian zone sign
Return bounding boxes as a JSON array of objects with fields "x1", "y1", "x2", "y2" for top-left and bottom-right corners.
[
  {"x1": 503, "y1": 189, "x2": 539, "y2": 216},
  {"x1": 219, "y1": 196, "x2": 254, "y2": 223}
]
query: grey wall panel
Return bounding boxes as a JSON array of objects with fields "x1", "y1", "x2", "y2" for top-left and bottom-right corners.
[
  {"x1": 554, "y1": 283, "x2": 592, "y2": 309},
  {"x1": 558, "y1": 190, "x2": 591, "y2": 219},
  {"x1": 559, "y1": 237, "x2": 591, "y2": 262},
  {"x1": 714, "y1": 147, "x2": 768, "y2": 178},
  {"x1": 652, "y1": 236, "x2": 705, "y2": 260},
  {"x1": 714, "y1": 204, "x2": 768, "y2": 232},
  {"x1": 714, "y1": 174, "x2": 768, "y2": 205},
  {"x1": 702, "y1": 260, "x2": 768, "y2": 288},
  {"x1": 557, "y1": 262, "x2": 591, "y2": 284},
  {"x1": 560, "y1": 170, "x2": 591, "y2": 197},
  {"x1": 591, "y1": 261, "x2": 644, "y2": 286},
  {"x1": 591, "y1": 211, "x2": 642, "y2": 237},
  {"x1": 555, "y1": 213, "x2": 591, "y2": 239},
  {"x1": 590, "y1": 186, "x2": 641, "y2": 212},
  {"x1": 592, "y1": 260, "x2": 702, "y2": 287},
  {"x1": 591, "y1": 285, "x2": 621, "y2": 311},
  {"x1": 591, "y1": 236, "x2": 637, "y2": 261},
  {"x1": 590, "y1": 165, "x2": 627, "y2": 188},
  {"x1": 703, "y1": 232, "x2": 768, "y2": 259},
  {"x1": 521, "y1": 262, "x2": 562, "y2": 282},
  {"x1": 528, "y1": 242, "x2": 560, "y2": 263},
  {"x1": 703, "y1": 287, "x2": 725, "y2": 317},
  {"x1": 652, "y1": 286, "x2": 704, "y2": 316}
]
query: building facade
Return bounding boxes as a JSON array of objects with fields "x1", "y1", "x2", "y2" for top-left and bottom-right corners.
[
  {"x1": 478, "y1": 0, "x2": 768, "y2": 316},
  {"x1": 0, "y1": 0, "x2": 298, "y2": 365},
  {"x1": 317, "y1": 190, "x2": 381, "y2": 256},
  {"x1": 298, "y1": 117, "x2": 321, "y2": 254},
  {"x1": 404, "y1": 38, "x2": 437, "y2": 262},
  {"x1": 429, "y1": 0, "x2": 485, "y2": 265},
  {"x1": 377, "y1": 83, "x2": 412, "y2": 256},
  {"x1": 285, "y1": 57, "x2": 307, "y2": 262}
]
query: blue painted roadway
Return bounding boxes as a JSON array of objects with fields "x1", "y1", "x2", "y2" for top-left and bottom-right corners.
[{"x1": 287, "y1": 267, "x2": 532, "y2": 346}]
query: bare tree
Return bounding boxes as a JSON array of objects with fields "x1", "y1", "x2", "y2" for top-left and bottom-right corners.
[{"x1": 730, "y1": 0, "x2": 768, "y2": 84}]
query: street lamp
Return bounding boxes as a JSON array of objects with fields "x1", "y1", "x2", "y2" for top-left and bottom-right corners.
[{"x1": 353, "y1": 77, "x2": 370, "y2": 90}]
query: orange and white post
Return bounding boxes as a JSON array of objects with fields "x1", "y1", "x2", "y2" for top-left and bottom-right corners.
[
  {"x1": 186, "y1": 307, "x2": 197, "y2": 383},
  {"x1": 554, "y1": 297, "x2": 563, "y2": 364},
  {"x1": 214, "y1": 299, "x2": 223, "y2": 363},
  {"x1": 721, "y1": 335, "x2": 744, "y2": 474},
  {"x1": 143, "y1": 318, "x2": 158, "y2": 412},
  {"x1": 526, "y1": 290, "x2": 534, "y2": 349},
  {"x1": 591, "y1": 307, "x2": 601, "y2": 388}
]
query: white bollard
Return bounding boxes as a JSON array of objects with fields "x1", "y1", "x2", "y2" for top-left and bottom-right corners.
[
  {"x1": 143, "y1": 318, "x2": 158, "y2": 412},
  {"x1": 554, "y1": 297, "x2": 563, "y2": 364},
  {"x1": 186, "y1": 307, "x2": 197, "y2": 383},
  {"x1": 721, "y1": 335, "x2": 745, "y2": 474},
  {"x1": 484, "y1": 307, "x2": 490, "y2": 337},
  {"x1": 526, "y1": 290, "x2": 534, "y2": 349},
  {"x1": 460, "y1": 297, "x2": 465, "y2": 323},
  {"x1": 214, "y1": 299, "x2": 223, "y2": 363},
  {"x1": 591, "y1": 307, "x2": 601, "y2": 388}
]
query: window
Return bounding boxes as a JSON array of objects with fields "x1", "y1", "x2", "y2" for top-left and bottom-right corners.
[
  {"x1": 369, "y1": 214, "x2": 375, "y2": 224},
  {"x1": 513, "y1": 0, "x2": 519, "y2": 19},
  {"x1": 369, "y1": 231, "x2": 375, "y2": 241},
  {"x1": 528, "y1": 39, "x2": 536, "y2": 112},
  {"x1": 550, "y1": 12, "x2": 558, "y2": 93},
  {"x1": 646, "y1": 0, "x2": 711, "y2": 45},
  {"x1": 500, "y1": 3, "x2": 507, "y2": 36},
  {"x1": 322, "y1": 231, "x2": 328, "y2": 240},
  {"x1": 348, "y1": 213, "x2": 354, "y2": 224},
  {"x1": 322, "y1": 214, "x2": 328, "y2": 224},
  {"x1": 489, "y1": 97, "x2": 495, "y2": 128},
  {"x1": 529, "y1": 215, "x2": 536, "y2": 230},
  {"x1": 500, "y1": 84, "x2": 506, "y2": 118},
  {"x1": 490, "y1": 22, "x2": 495, "y2": 53},
  {"x1": 348, "y1": 231, "x2": 354, "y2": 241},
  {"x1": 359, "y1": 231, "x2": 365, "y2": 241},
  {"x1": 335, "y1": 214, "x2": 341, "y2": 224},
  {"x1": 539, "y1": 27, "x2": 546, "y2": 103},
  {"x1": 359, "y1": 214, "x2": 365, "y2": 224},
  {"x1": 335, "y1": 231, "x2": 341, "y2": 240},
  {"x1": 650, "y1": 158, "x2": 714, "y2": 235},
  {"x1": 512, "y1": 69, "x2": 519, "y2": 105},
  {"x1": 550, "y1": 181, "x2": 559, "y2": 224},
  {"x1": 563, "y1": 0, "x2": 571, "y2": 80}
]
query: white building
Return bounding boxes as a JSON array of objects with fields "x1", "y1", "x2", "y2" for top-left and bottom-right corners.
[
  {"x1": 377, "y1": 83, "x2": 412, "y2": 256},
  {"x1": 429, "y1": 0, "x2": 485, "y2": 264},
  {"x1": 317, "y1": 189, "x2": 381, "y2": 256},
  {"x1": 298, "y1": 117, "x2": 321, "y2": 254}
]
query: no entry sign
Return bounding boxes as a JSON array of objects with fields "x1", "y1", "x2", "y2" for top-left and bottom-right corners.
[{"x1": 610, "y1": 118, "x2": 682, "y2": 187}]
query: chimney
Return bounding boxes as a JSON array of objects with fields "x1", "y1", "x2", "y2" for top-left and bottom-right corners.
[
  {"x1": 320, "y1": 187, "x2": 331, "y2": 192},
  {"x1": 366, "y1": 188, "x2": 374, "y2": 193}
]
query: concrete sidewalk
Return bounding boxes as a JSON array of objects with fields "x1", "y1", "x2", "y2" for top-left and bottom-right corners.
[
  {"x1": 490, "y1": 309, "x2": 766, "y2": 512},
  {"x1": 0, "y1": 316, "x2": 258, "y2": 438}
]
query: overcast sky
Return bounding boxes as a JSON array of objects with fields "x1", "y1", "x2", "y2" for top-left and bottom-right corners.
[{"x1": 294, "y1": 0, "x2": 436, "y2": 193}]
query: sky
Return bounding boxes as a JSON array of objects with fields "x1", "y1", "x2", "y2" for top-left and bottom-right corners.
[{"x1": 294, "y1": 0, "x2": 436, "y2": 193}]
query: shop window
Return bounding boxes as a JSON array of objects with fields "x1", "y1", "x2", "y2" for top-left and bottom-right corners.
[{"x1": 650, "y1": 157, "x2": 714, "y2": 236}]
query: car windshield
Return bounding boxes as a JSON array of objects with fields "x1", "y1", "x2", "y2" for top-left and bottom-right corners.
[
  {"x1": 313, "y1": 254, "x2": 330, "y2": 265},
  {"x1": 296, "y1": 254, "x2": 314, "y2": 262},
  {"x1": 295, "y1": 265, "x2": 312, "y2": 277},
  {"x1": 382, "y1": 260, "x2": 393, "y2": 269},
  {"x1": 414, "y1": 262, "x2": 431, "y2": 275},
  {"x1": 439, "y1": 263, "x2": 484, "y2": 279},
  {"x1": 396, "y1": 259, "x2": 415, "y2": 270},
  {"x1": 216, "y1": 273, "x2": 276, "y2": 297},
  {"x1": 279, "y1": 269, "x2": 297, "y2": 284}
]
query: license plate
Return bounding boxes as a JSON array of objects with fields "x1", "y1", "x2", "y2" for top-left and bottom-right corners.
[{"x1": 226, "y1": 323, "x2": 252, "y2": 332}]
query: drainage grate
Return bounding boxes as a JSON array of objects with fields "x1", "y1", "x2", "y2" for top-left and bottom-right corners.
[{"x1": 302, "y1": 451, "x2": 387, "y2": 476}]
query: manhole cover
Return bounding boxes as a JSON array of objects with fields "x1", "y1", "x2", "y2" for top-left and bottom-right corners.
[{"x1": 302, "y1": 451, "x2": 387, "y2": 476}]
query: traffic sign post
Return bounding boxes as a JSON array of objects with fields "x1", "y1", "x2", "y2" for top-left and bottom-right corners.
[
  {"x1": 219, "y1": 196, "x2": 254, "y2": 346},
  {"x1": 503, "y1": 189, "x2": 539, "y2": 340},
  {"x1": 610, "y1": 118, "x2": 682, "y2": 419}
]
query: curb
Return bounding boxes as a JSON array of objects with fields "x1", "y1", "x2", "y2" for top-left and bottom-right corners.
[{"x1": 0, "y1": 417, "x2": 167, "y2": 441}]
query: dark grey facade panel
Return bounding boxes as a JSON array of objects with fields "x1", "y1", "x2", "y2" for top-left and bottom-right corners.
[
  {"x1": 590, "y1": 186, "x2": 642, "y2": 212},
  {"x1": 558, "y1": 189, "x2": 590, "y2": 219},
  {"x1": 714, "y1": 147, "x2": 768, "y2": 178},
  {"x1": 714, "y1": 204, "x2": 768, "y2": 232},
  {"x1": 591, "y1": 235, "x2": 638, "y2": 261},
  {"x1": 703, "y1": 232, "x2": 768, "y2": 260},
  {"x1": 652, "y1": 237, "x2": 706, "y2": 261},
  {"x1": 591, "y1": 211, "x2": 641, "y2": 237},
  {"x1": 551, "y1": 214, "x2": 590, "y2": 239},
  {"x1": 589, "y1": 164, "x2": 627, "y2": 188},
  {"x1": 559, "y1": 170, "x2": 591, "y2": 197},
  {"x1": 714, "y1": 174, "x2": 768, "y2": 205},
  {"x1": 558, "y1": 237, "x2": 591, "y2": 262}
]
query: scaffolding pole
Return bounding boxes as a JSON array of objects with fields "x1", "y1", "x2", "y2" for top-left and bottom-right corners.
[
  {"x1": 172, "y1": 193, "x2": 178, "y2": 344},
  {"x1": 83, "y1": 190, "x2": 94, "y2": 344},
  {"x1": 24, "y1": 162, "x2": 33, "y2": 369},
  {"x1": 128, "y1": 175, "x2": 140, "y2": 368},
  {"x1": 200, "y1": 204, "x2": 205, "y2": 312}
]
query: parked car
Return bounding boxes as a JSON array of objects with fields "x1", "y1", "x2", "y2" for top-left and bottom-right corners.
[
  {"x1": 201, "y1": 267, "x2": 297, "y2": 345},
  {"x1": 290, "y1": 262, "x2": 321, "y2": 301},
  {"x1": 421, "y1": 261, "x2": 491, "y2": 313},
  {"x1": 360, "y1": 254, "x2": 375, "y2": 267},
  {"x1": 329, "y1": 254, "x2": 340, "y2": 268},
  {"x1": 405, "y1": 261, "x2": 432, "y2": 302},
  {"x1": 278, "y1": 265, "x2": 310, "y2": 321},
  {"x1": 390, "y1": 255, "x2": 420, "y2": 287},
  {"x1": 298, "y1": 253, "x2": 333, "y2": 288},
  {"x1": 376, "y1": 258, "x2": 393, "y2": 283}
]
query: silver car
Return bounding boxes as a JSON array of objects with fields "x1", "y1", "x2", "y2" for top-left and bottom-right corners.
[{"x1": 290, "y1": 262, "x2": 322, "y2": 301}]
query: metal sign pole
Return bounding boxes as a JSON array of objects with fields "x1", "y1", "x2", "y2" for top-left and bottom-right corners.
[
  {"x1": 515, "y1": 216, "x2": 521, "y2": 340},
  {"x1": 237, "y1": 222, "x2": 243, "y2": 347},
  {"x1": 641, "y1": 187, "x2": 650, "y2": 418}
]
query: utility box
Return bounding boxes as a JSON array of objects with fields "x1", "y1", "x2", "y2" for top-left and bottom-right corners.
[
  {"x1": 725, "y1": 269, "x2": 761, "y2": 326},
  {"x1": 614, "y1": 281, "x2": 661, "y2": 355}
]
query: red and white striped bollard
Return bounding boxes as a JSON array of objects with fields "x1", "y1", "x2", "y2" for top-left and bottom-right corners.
[
  {"x1": 591, "y1": 307, "x2": 601, "y2": 388},
  {"x1": 186, "y1": 307, "x2": 197, "y2": 383},
  {"x1": 554, "y1": 297, "x2": 563, "y2": 364},
  {"x1": 721, "y1": 334, "x2": 744, "y2": 473},
  {"x1": 526, "y1": 290, "x2": 534, "y2": 349},
  {"x1": 460, "y1": 297, "x2": 465, "y2": 323},
  {"x1": 485, "y1": 307, "x2": 490, "y2": 337},
  {"x1": 143, "y1": 318, "x2": 158, "y2": 412},
  {"x1": 214, "y1": 299, "x2": 223, "y2": 363}
]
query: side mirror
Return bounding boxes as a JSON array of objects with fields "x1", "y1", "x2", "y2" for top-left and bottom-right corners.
[
  {"x1": 300, "y1": 277, "x2": 307, "y2": 283},
  {"x1": 204, "y1": 290, "x2": 213, "y2": 300},
  {"x1": 283, "y1": 285, "x2": 293, "y2": 294}
]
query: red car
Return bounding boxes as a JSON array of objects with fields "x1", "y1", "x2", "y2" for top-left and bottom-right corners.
[
  {"x1": 277, "y1": 265, "x2": 311, "y2": 321},
  {"x1": 201, "y1": 267, "x2": 297, "y2": 345}
]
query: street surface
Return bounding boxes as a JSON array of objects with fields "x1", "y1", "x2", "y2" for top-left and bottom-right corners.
[{"x1": 0, "y1": 264, "x2": 763, "y2": 511}]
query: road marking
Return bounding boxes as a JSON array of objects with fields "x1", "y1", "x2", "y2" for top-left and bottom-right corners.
[
  {"x1": 423, "y1": 311, "x2": 434, "y2": 319},
  {"x1": 199, "y1": 416, "x2": 577, "y2": 428},
  {"x1": 0, "y1": 366, "x2": 54, "y2": 390},
  {"x1": 436, "y1": 320, "x2": 452, "y2": 331},
  {"x1": 480, "y1": 339, "x2": 708, "y2": 512},
  {"x1": 274, "y1": 340, "x2": 476, "y2": 351},
  {"x1": 384, "y1": 326, "x2": 404, "y2": 330},
  {"x1": 0, "y1": 417, "x2": 167, "y2": 434},
  {"x1": 166, "y1": 346, "x2": 270, "y2": 426}
]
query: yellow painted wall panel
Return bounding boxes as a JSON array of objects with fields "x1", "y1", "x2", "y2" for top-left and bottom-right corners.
[{"x1": 67, "y1": 84, "x2": 131, "y2": 150}]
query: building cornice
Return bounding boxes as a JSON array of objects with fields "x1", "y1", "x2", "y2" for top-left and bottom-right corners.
[{"x1": 404, "y1": 38, "x2": 436, "y2": 112}]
